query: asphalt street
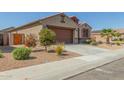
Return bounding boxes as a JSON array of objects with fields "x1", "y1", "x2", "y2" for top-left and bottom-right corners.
[{"x1": 67, "y1": 58, "x2": 124, "y2": 80}]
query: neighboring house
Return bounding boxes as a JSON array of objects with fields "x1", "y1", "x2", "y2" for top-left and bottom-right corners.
[
  {"x1": 91, "y1": 29, "x2": 124, "y2": 43},
  {"x1": 91, "y1": 31, "x2": 106, "y2": 43},
  {"x1": 0, "y1": 13, "x2": 92, "y2": 46},
  {"x1": 0, "y1": 27, "x2": 15, "y2": 45},
  {"x1": 112, "y1": 28, "x2": 124, "y2": 39}
]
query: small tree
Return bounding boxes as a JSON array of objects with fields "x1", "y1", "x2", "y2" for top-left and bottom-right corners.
[
  {"x1": 25, "y1": 34, "x2": 37, "y2": 48},
  {"x1": 0, "y1": 50, "x2": 3, "y2": 58},
  {"x1": 101, "y1": 29, "x2": 113, "y2": 44},
  {"x1": 39, "y1": 28, "x2": 56, "y2": 52}
]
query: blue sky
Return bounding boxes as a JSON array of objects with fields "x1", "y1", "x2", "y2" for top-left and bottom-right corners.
[{"x1": 0, "y1": 12, "x2": 124, "y2": 30}]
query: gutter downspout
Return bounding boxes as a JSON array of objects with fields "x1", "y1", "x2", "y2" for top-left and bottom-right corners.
[{"x1": 77, "y1": 28, "x2": 80, "y2": 44}]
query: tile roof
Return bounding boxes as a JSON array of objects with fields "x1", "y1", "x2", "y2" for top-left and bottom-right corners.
[{"x1": 0, "y1": 27, "x2": 15, "y2": 33}]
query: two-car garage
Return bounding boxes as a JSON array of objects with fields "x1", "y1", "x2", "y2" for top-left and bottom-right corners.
[{"x1": 48, "y1": 26, "x2": 74, "y2": 44}]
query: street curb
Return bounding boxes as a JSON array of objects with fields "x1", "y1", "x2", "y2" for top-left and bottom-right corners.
[{"x1": 63, "y1": 57, "x2": 124, "y2": 80}]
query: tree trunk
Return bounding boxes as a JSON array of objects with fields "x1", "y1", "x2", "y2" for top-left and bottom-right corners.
[
  {"x1": 117, "y1": 37, "x2": 120, "y2": 41},
  {"x1": 45, "y1": 46, "x2": 47, "y2": 52},
  {"x1": 106, "y1": 37, "x2": 110, "y2": 44}
]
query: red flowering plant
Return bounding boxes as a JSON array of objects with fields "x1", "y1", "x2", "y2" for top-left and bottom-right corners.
[{"x1": 25, "y1": 34, "x2": 37, "y2": 48}]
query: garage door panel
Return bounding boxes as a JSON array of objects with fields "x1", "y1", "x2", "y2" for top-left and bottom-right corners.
[{"x1": 48, "y1": 27, "x2": 73, "y2": 43}]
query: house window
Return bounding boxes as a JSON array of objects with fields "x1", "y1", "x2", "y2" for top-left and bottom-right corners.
[
  {"x1": 83, "y1": 29, "x2": 89, "y2": 37},
  {"x1": 60, "y1": 14, "x2": 65, "y2": 23}
]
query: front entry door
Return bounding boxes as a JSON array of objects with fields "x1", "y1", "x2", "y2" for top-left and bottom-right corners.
[{"x1": 13, "y1": 34, "x2": 22, "y2": 45}]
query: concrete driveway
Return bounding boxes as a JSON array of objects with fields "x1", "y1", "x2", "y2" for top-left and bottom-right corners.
[{"x1": 65, "y1": 44, "x2": 110, "y2": 55}]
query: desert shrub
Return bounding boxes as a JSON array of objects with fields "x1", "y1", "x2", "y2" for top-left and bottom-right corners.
[
  {"x1": 55, "y1": 44, "x2": 64, "y2": 55},
  {"x1": 84, "y1": 39, "x2": 92, "y2": 44},
  {"x1": 0, "y1": 50, "x2": 3, "y2": 58},
  {"x1": 112, "y1": 38, "x2": 118, "y2": 41},
  {"x1": 25, "y1": 34, "x2": 37, "y2": 48},
  {"x1": 98, "y1": 41, "x2": 103, "y2": 44},
  {"x1": 58, "y1": 42, "x2": 65, "y2": 50},
  {"x1": 88, "y1": 38, "x2": 98, "y2": 46},
  {"x1": 119, "y1": 38, "x2": 123, "y2": 41},
  {"x1": 116, "y1": 41, "x2": 121, "y2": 46},
  {"x1": 12, "y1": 47, "x2": 32, "y2": 60},
  {"x1": 55, "y1": 46, "x2": 63, "y2": 55},
  {"x1": 90, "y1": 41, "x2": 98, "y2": 46},
  {"x1": 39, "y1": 28, "x2": 56, "y2": 52}
]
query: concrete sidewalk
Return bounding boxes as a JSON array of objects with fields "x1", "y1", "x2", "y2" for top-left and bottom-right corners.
[{"x1": 0, "y1": 49, "x2": 124, "y2": 80}]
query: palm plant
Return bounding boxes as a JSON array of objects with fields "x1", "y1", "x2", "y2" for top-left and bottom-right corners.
[
  {"x1": 112, "y1": 31, "x2": 121, "y2": 41},
  {"x1": 101, "y1": 29, "x2": 113, "y2": 44}
]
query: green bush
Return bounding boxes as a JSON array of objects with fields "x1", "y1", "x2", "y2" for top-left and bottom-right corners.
[
  {"x1": 12, "y1": 47, "x2": 32, "y2": 60},
  {"x1": 0, "y1": 50, "x2": 3, "y2": 58}
]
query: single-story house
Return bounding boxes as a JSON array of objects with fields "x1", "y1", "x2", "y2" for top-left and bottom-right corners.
[
  {"x1": 0, "y1": 13, "x2": 92, "y2": 46},
  {"x1": 91, "y1": 30, "x2": 106, "y2": 43}
]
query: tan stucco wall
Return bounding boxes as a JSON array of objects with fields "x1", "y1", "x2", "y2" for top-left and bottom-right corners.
[
  {"x1": 91, "y1": 33, "x2": 106, "y2": 43},
  {"x1": 12, "y1": 25, "x2": 42, "y2": 37},
  {"x1": 73, "y1": 29, "x2": 78, "y2": 38},
  {"x1": 9, "y1": 25, "x2": 43, "y2": 45},
  {"x1": 3, "y1": 33, "x2": 8, "y2": 45}
]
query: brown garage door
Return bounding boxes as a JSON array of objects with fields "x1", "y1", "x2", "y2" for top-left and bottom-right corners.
[{"x1": 48, "y1": 26, "x2": 73, "y2": 43}]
